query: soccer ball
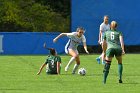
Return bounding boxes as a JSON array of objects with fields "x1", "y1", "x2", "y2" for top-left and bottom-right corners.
[{"x1": 78, "y1": 68, "x2": 86, "y2": 76}]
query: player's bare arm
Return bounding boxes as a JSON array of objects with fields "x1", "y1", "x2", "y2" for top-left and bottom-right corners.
[
  {"x1": 83, "y1": 42, "x2": 89, "y2": 54},
  {"x1": 120, "y1": 36, "x2": 125, "y2": 55},
  {"x1": 57, "y1": 62, "x2": 61, "y2": 75},
  {"x1": 98, "y1": 30, "x2": 102, "y2": 44},
  {"x1": 53, "y1": 33, "x2": 68, "y2": 43},
  {"x1": 37, "y1": 63, "x2": 46, "y2": 75}
]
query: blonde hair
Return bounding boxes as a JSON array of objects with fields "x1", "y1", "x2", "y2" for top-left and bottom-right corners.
[{"x1": 111, "y1": 21, "x2": 117, "y2": 28}]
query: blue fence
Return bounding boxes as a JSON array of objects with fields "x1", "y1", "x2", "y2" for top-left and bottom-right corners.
[
  {"x1": 71, "y1": 0, "x2": 140, "y2": 45},
  {"x1": 1, "y1": 0, "x2": 140, "y2": 54},
  {"x1": 0, "y1": 32, "x2": 68, "y2": 55}
]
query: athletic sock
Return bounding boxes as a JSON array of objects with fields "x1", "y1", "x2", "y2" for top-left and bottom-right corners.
[
  {"x1": 118, "y1": 63, "x2": 123, "y2": 81},
  {"x1": 103, "y1": 62, "x2": 111, "y2": 84},
  {"x1": 66, "y1": 57, "x2": 75, "y2": 68},
  {"x1": 72, "y1": 64, "x2": 79, "y2": 74}
]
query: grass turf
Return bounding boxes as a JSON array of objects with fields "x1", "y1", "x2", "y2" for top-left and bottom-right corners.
[{"x1": 0, "y1": 54, "x2": 140, "y2": 93}]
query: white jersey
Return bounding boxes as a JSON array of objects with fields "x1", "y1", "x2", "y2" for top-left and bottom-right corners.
[
  {"x1": 99, "y1": 23, "x2": 110, "y2": 42},
  {"x1": 65, "y1": 32, "x2": 86, "y2": 54}
]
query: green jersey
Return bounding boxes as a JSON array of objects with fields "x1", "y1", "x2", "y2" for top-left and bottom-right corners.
[
  {"x1": 45, "y1": 55, "x2": 61, "y2": 74},
  {"x1": 104, "y1": 30, "x2": 122, "y2": 49}
]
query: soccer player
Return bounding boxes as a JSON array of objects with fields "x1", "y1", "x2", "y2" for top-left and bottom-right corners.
[
  {"x1": 102, "y1": 21, "x2": 125, "y2": 84},
  {"x1": 37, "y1": 48, "x2": 61, "y2": 75},
  {"x1": 53, "y1": 27, "x2": 89, "y2": 74},
  {"x1": 96, "y1": 15, "x2": 110, "y2": 64}
]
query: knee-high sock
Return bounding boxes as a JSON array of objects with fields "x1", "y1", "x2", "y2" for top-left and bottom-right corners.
[
  {"x1": 72, "y1": 64, "x2": 79, "y2": 73},
  {"x1": 118, "y1": 63, "x2": 123, "y2": 80},
  {"x1": 66, "y1": 57, "x2": 75, "y2": 68},
  {"x1": 103, "y1": 63, "x2": 111, "y2": 84}
]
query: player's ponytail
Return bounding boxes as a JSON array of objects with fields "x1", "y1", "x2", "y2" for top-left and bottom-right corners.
[{"x1": 43, "y1": 43, "x2": 56, "y2": 55}]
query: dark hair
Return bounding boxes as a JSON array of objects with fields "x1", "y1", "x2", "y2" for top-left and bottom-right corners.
[
  {"x1": 104, "y1": 15, "x2": 109, "y2": 18},
  {"x1": 76, "y1": 27, "x2": 85, "y2": 32},
  {"x1": 47, "y1": 48, "x2": 56, "y2": 55}
]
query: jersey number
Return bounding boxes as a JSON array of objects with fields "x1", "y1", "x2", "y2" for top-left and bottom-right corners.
[
  {"x1": 111, "y1": 32, "x2": 114, "y2": 40},
  {"x1": 51, "y1": 60, "x2": 55, "y2": 68}
]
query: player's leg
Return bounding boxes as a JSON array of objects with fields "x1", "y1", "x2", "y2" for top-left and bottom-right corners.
[
  {"x1": 103, "y1": 57, "x2": 112, "y2": 84},
  {"x1": 116, "y1": 56, "x2": 123, "y2": 83},
  {"x1": 96, "y1": 53, "x2": 105, "y2": 64},
  {"x1": 103, "y1": 48, "x2": 114, "y2": 84},
  {"x1": 101, "y1": 52, "x2": 106, "y2": 65},
  {"x1": 96, "y1": 42, "x2": 102, "y2": 64},
  {"x1": 72, "y1": 50, "x2": 80, "y2": 74},
  {"x1": 65, "y1": 49, "x2": 77, "y2": 71},
  {"x1": 115, "y1": 49, "x2": 123, "y2": 83},
  {"x1": 96, "y1": 54, "x2": 101, "y2": 64},
  {"x1": 101, "y1": 41, "x2": 107, "y2": 65},
  {"x1": 96, "y1": 42, "x2": 106, "y2": 65}
]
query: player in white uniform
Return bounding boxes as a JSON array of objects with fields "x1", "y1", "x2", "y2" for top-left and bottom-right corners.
[
  {"x1": 53, "y1": 27, "x2": 89, "y2": 74},
  {"x1": 96, "y1": 15, "x2": 110, "y2": 64}
]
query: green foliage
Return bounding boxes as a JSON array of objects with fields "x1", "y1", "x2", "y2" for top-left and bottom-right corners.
[
  {"x1": 0, "y1": 0, "x2": 70, "y2": 32},
  {"x1": 35, "y1": 0, "x2": 70, "y2": 18},
  {"x1": 0, "y1": 54, "x2": 140, "y2": 93}
]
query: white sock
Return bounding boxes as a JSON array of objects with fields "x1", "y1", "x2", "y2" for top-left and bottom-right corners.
[
  {"x1": 66, "y1": 57, "x2": 75, "y2": 68},
  {"x1": 72, "y1": 64, "x2": 79, "y2": 74}
]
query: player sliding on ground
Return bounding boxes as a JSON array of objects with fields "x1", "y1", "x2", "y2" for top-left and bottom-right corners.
[
  {"x1": 53, "y1": 27, "x2": 89, "y2": 74},
  {"x1": 102, "y1": 21, "x2": 125, "y2": 84},
  {"x1": 37, "y1": 48, "x2": 61, "y2": 75}
]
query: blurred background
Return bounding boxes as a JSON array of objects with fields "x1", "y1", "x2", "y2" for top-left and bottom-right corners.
[{"x1": 0, "y1": 0, "x2": 140, "y2": 54}]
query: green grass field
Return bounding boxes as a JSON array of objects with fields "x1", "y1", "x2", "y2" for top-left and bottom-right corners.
[{"x1": 0, "y1": 54, "x2": 140, "y2": 93}]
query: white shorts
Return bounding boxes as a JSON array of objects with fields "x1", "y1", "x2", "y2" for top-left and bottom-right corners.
[
  {"x1": 99, "y1": 41, "x2": 103, "y2": 45},
  {"x1": 65, "y1": 47, "x2": 79, "y2": 55}
]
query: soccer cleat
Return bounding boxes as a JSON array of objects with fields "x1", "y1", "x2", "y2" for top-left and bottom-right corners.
[
  {"x1": 72, "y1": 71, "x2": 75, "y2": 74},
  {"x1": 96, "y1": 57, "x2": 100, "y2": 64},
  {"x1": 119, "y1": 79, "x2": 123, "y2": 83},
  {"x1": 103, "y1": 81, "x2": 106, "y2": 84}
]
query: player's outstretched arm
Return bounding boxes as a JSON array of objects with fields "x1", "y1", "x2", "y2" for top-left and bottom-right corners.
[
  {"x1": 53, "y1": 33, "x2": 67, "y2": 43},
  {"x1": 37, "y1": 63, "x2": 46, "y2": 75}
]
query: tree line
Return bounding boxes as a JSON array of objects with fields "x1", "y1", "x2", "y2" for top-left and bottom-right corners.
[{"x1": 0, "y1": 0, "x2": 70, "y2": 32}]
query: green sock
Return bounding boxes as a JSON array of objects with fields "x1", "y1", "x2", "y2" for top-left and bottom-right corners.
[
  {"x1": 103, "y1": 63, "x2": 111, "y2": 84},
  {"x1": 118, "y1": 64, "x2": 123, "y2": 80},
  {"x1": 103, "y1": 71, "x2": 109, "y2": 84}
]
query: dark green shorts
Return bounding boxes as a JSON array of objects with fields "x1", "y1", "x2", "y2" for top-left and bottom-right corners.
[
  {"x1": 106, "y1": 48, "x2": 122, "y2": 57},
  {"x1": 46, "y1": 71, "x2": 58, "y2": 75}
]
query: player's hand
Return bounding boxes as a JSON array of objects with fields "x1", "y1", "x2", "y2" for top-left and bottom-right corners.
[
  {"x1": 98, "y1": 40, "x2": 101, "y2": 44},
  {"x1": 53, "y1": 38, "x2": 57, "y2": 43}
]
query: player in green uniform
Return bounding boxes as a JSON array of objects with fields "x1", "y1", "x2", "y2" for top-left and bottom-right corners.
[
  {"x1": 37, "y1": 48, "x2": 61, "y2": 75},
  {"x1": 102, "y1": 21, "x2": 125, "y2": 84}
]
